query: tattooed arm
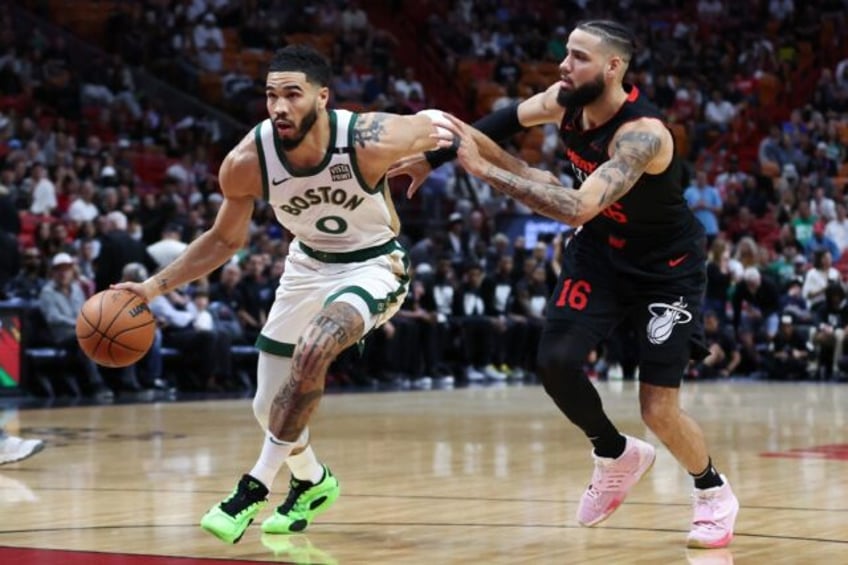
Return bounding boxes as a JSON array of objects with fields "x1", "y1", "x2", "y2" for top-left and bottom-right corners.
[
  {"x1": 112, "y1": 131, "x2": 260, "y2": 301},
  {"x1": 440, "y1": 115, "x2": 670, "y2": 226},
  {"x1": 353, "y1": 111, "x2": 447, "y2": 186},
  {"x1": 268, "y1": 301, "x2": 364, "y2": 442}
]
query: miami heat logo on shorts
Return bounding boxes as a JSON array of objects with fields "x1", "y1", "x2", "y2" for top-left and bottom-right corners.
[{"x1": 646, "y1": 297, "x2": 693, "y2": 345}]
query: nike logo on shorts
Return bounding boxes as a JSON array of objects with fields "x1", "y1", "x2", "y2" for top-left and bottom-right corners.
[{"x1": 668, "y1": 254, "x2": 689, "y2": 268}]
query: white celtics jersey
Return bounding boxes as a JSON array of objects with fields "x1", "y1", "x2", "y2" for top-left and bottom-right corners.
[{"x1": 254, "y1": 109, "x2": 399, "y2": 253}]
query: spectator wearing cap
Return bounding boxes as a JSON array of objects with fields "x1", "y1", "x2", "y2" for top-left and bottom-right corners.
[
  {"x1": 732, "y1": 267, "x2": 781, "y2": 340},
  {"x1": 802, "y1": 249, "x2": 841, "y2": 308},
  {"x1": 146, "y1": 222, "x2": 187, "y2": 270},
  {"x1": 780, "y1": 277, "x2": 811, "y2": 324},
  {"x1": 95, "y1": 211, "x2": 155, "y2": 291},
  {"x1": 100, "y1": 165, "x2": 119, "y2": 188},
  {"x1": 38, "y1": 252, "x2": 114, "y2": 400},
  {"x1": 765, "y1": 314, "x2": 811, "y2": 380}
]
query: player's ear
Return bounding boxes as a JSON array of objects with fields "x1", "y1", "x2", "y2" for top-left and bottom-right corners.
[
  {"x1": 317, "y1": 86, "x2": 330, "y2": 109},
  {"x1": 607, "y1": 56, "x2": 622, "y2": 77}
]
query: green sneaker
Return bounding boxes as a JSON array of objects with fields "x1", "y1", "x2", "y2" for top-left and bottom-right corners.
[
  {"x1": 200, "y1": 474, "x2": 269, "y2": 543},
  {"x1": 261, "y1": 465, "x2": 340, "y2": 534}
]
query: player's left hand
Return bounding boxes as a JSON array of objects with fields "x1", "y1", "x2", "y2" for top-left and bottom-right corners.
[{"x1": 387, "y1": 154, "x2": 432, "y2": 199}]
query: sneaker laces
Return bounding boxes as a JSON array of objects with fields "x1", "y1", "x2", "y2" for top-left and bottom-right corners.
[
  {"x1": 691, "y1": 490, "x2": 725, "y2": 528},
  {"x1": 587, "y1": 458, "x2": 632, "y2": 495},
  {"x1": 277, "y1": 476, "x2": 315, "y2": 514},
  {"x1": 220, "y1": 475, "x2": 268, "y2": 516}
]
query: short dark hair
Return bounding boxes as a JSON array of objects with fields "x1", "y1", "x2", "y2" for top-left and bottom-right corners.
[
  {"x1": 576, "y1": 20, "x2": 637, "y2": 63},
  {"x1": 268, "y1": 45, "x2": 332, "y2": 87}
]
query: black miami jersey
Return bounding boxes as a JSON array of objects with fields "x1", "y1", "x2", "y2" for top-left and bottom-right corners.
[{"x1": 560, "y1": 84, "x2": 705, "y2": 277}]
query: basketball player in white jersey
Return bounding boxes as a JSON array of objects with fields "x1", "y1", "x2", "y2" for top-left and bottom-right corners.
[{"x1": 114, "y1": 45, "x2": 453, "y2": 544}]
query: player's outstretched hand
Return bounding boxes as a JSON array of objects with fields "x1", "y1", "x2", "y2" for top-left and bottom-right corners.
[
  {"x1": 110, "y1": 281, "x2": 153, "y2": 302},
  {"x1": 429, "y1": 114, "x2": 485, "y2": 177},
  {"x1": 387, "y1": 154, "x2": 433, "y2": 199}
]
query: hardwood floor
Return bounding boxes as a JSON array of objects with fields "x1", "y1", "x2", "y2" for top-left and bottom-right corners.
[{"x1": 1, "y1": 381, "x2": 846, "y2": 564}]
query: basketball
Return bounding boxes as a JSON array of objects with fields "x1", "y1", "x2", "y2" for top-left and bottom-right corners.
[{"x1": 75, "y1": 289, "x2": 156, "y2": 368}]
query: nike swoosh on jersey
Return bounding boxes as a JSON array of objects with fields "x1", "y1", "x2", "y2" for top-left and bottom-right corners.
[
  {"x1": 272, "y1": 177, "x2": 290, "y2": 186},
  {"x1": 668, "y1": 254, "x2": 689, "y2": 267}
]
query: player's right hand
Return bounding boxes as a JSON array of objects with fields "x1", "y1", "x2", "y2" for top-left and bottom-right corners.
[
  {"x1": 111, "y1": 281, "x2": 153, "y2": 303},
  {"x1": 387, "y1": 154, "x2": 432, "y2": 199}
]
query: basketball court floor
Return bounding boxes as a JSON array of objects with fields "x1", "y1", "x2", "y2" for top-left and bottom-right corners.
[{"x1": 0, "y1": 380, "x2": 846, "y2": 564}]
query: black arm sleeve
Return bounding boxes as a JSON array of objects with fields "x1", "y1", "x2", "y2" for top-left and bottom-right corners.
[{"x1": 424, "y1": 103, "x2": 524, "y2": 170}]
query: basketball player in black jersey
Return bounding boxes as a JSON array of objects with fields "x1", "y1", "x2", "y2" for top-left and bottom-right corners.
[{"x1": 394, "y1": 20, "x2": 739, "y2": 548}]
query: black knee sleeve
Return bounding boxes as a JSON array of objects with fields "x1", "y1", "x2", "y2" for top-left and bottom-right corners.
[{"x1": 537, "y1": 330, "x2": 618, "y2": 438}]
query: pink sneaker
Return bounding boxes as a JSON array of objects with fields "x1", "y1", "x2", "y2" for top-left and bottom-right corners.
[
  {"x1": 687, "y1": 476, "x2": 739, "y2": 548},
  {"x1": 576, "y1": 435, "x2": 656, "y2": 526}
]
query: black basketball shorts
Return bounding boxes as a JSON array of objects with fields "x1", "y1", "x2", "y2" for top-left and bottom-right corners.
[{"x1": 544, "y1": 237, "x2": 707, "y2": 387}]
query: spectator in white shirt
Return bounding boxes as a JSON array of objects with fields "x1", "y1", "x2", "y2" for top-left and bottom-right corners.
[
  {"x1": 825, "y1": 203, "x2": 848, "y2": 254},
  {"x1": 165, "y1": 152, "x2": 196, "y2": 188},
  {"x1": 66, "y1": 180, "x2": 100, "y2": 224},
  {"x1": 768, "y1": 0, "x2": 794, "y2": 22},
  {"x1": 394, "y1": 67, "x2": 425, "y2": 102},
  {"x1": 340, "y1": 0, "x2": 369, "y2": 34},
  {"x1": 802, "y1": 249, "x2": 840, "y2": 308},
  {"x1": 29, "y1": 163, "x2": 57, "y2": 215},
  {"x1": 193, "y1": 13, "x2": 224, "y2": 71},
  {"x1": 147, "y1": 223, "x2": 188, "y2": 270},
  {"x1": 810, "y1": 186, "x2": 836, "y2": 222},
  {"x1": 704, "y1": 90, "x2": 736, "y2": 131}
]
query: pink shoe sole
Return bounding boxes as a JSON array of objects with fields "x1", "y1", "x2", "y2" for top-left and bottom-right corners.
[{"x1": 687, "y1": 531, "x2": 734, "y2": 549}]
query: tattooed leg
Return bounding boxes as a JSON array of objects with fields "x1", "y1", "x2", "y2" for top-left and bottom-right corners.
[{"x1": 269, "y1": 302, "x2": 365, "y2": 441}]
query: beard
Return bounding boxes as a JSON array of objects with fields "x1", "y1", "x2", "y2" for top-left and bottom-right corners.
[
  {"x1": 278, "y1": 106, "x2": 319, "y2": 150},
  {"x1": 556, "y1": 72, "x2": 606, "y2": 109}
]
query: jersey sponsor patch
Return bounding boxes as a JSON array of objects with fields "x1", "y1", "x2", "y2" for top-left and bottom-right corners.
[
  {"x1": 330, "y1": 163, "x2": 352, "y2": 182},
  {"x1": 646, "y1": 297, "x2": 693, "y2": 345}
]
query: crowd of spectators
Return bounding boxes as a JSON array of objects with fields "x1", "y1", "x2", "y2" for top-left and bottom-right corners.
[{"x1": 2, "y1": 1, "x2": 848, "y2": 401}]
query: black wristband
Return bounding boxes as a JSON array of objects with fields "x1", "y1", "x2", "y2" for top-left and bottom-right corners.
[{"x1": 424, "y1": 147, "x2": 457, "y2": 170}]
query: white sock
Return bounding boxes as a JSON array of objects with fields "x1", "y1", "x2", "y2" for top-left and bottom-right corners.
[
  {"x1": 249, "y1": 432, "x2": 296, "y2": 489},
  {"x1": 286, "y1": 445, "x2": 325, "y2": 484}
]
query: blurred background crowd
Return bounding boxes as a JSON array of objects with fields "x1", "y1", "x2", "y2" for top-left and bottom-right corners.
[{"x1": 1, "y1": 0, "x2": 847, "y2": 400}]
